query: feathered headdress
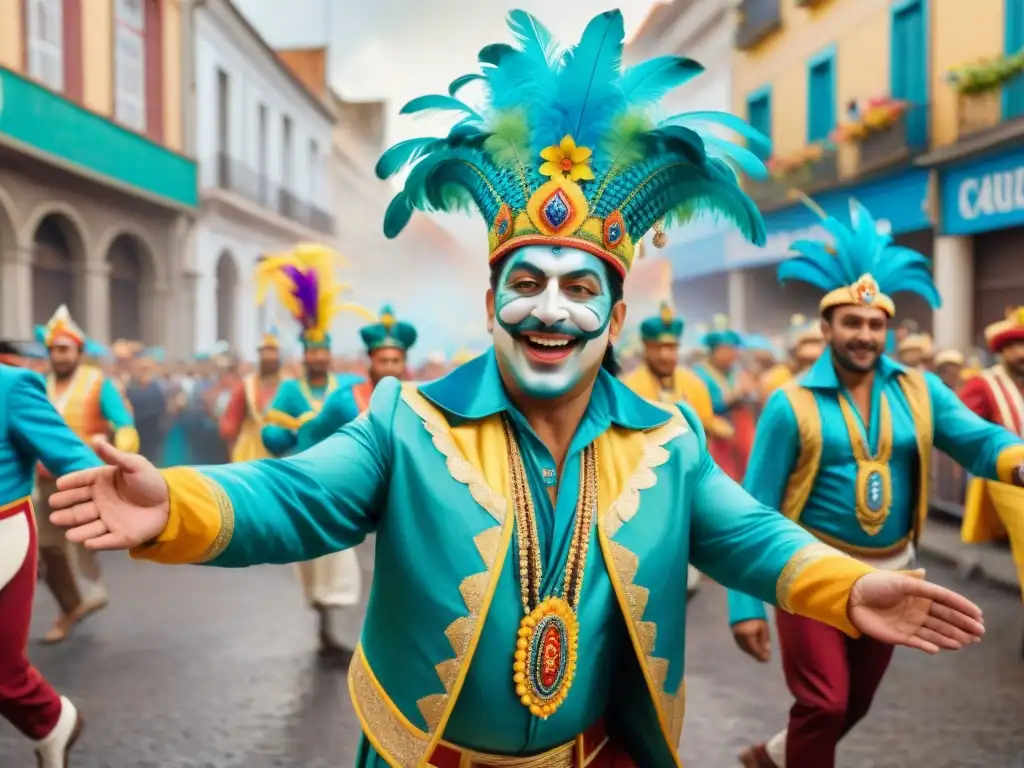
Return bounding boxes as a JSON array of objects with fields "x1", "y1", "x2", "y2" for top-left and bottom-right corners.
[
  {"x1": 376, "y1": 9, "x2": 769, "y2": 277},
  {"x1": 702, "y1": 313, "x2": 743, "y2": 349},
  {"x1": 983, "y1": 306, "x2": 1024, "y2": 352},
  {"x1": 35, "y1": 305, "x2": 85, "y2": 348},
  {"x1": 779, "y1": 196, "x2": 942, "y2": 317},
  {"x1": 639, "y1": 301, "x2": 684, "y2": 343},
  {"x1": 360, "y1": 304, "x2": 419, "y2": 353},
  {"x1": 255, "y1": 243, "x2": 376, "y2": 348}
]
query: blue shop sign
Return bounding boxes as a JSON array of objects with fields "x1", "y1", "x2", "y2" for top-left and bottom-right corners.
[{"x1": 940, "y1": 145, "x2": 1024, "y2": 236}]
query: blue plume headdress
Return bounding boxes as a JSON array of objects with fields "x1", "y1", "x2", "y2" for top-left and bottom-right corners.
[
  {"x1": 376, "y1": 9, "x2": 769, "y2": 277},
  {"x1": 639, "y1": 301, "x2": 684, "y2": 343},
  {"x1": 779, "y1": 195, "x2": 941, "y2": 317}
]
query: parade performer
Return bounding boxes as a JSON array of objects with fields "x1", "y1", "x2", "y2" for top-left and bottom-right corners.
[
  {"x1": 256, "y1": 243, "x2": 375, "y2": 655},
  {"x1": 959, "y1": 307, "x2": 1024, "y2": 658},
  {"x1": 34, "y1": 305, "x2": 138, "y2": 643},
  {"x1": 49, "y1": 13, "x2": 985, "y2": 767},
  {"x1": 897, "y1": 331, "x2": 933, "y2": 370},
  {"x1": 932, "y1": 349, "x2": 965, "y2": 391},
  {"x1": 219, "y1": 330, "x2": 285, "y2": 462},
  {"x1": 694, "y1": 314, "x2": 757, "y2": 481},
  {"x1": 760, "y1": 314, "x2": 825, "y2": 400},
  {"x1": 0, "y1": 362, "x2": 102, "y2": 766},
  {"x1": 726, "y1": 198, "x2": 1024, "y2": 768},
  {"x1": 297, "y1": 304, "x2": 417, "y2": 450}
]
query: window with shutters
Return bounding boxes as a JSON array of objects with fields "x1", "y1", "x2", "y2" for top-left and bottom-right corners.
[
  {"x1": 746, "y1": 89, "x2": 772, "y2": 142},
  {"x1": 114, "y1": 0, "x2": 147, "y2": 131},
  {"x1": 807, "y1": 49, "x2": 836, "y2": 143},
  {"x1": 26, "y1": 0, "x2": 64, "y2": 92},
  {"x1": 1006, "y1": 0, "x2": 1024, "y2": 118}
]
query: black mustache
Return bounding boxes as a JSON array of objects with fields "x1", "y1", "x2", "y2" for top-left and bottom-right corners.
[{"x1": 845, "y1": 343, "x2": 878, "y2": 352}]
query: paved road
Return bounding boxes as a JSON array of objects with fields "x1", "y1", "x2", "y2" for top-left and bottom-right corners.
[{"x1": 1, "y1": 548, "x2": 1021, "y2": 768}]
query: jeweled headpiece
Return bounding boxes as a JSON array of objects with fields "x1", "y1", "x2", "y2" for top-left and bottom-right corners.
[
  {"x1": 360, "y1": 304, "x2": 418, "y2": 353},
  {"x1": 255, "y1": 243, "x2": 375, "y2": 349},
  {"x1": 376, "y1": 9, "x2": 768, "y2": 277},
  {"x1": 780, "y1": 197, "x2": 941, "y2": 317},
  {"x1": 639, "y1": 302, "x2": 684, "y2": 343},
  {"x1": 984, "y1": 307, "x2": 1024, "y2": 352},
  {"x1": 36, "y1": 305, "x2": 85, "y2": 348}
]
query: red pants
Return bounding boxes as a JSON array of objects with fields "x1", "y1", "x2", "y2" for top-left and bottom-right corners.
[
  {"x1": 708, "y1": 407, "x2": 756, "y2": 483},
  {"x1": 776, "y1": 608, "x2": 893, "y2": 768},
  {"x1": 0, "y1": 500, "x2": 62, "y2": 739}
]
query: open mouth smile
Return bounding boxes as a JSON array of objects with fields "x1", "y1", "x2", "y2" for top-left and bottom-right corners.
[{"x1": 517, "y1": 332, "x2": 580, "y2": 364}]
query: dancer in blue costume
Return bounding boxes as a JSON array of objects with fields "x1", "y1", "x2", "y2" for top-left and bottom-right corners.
[
  {"x1": 728, "y1": 197, "x2": 1024, "y2": 768},
  {"x1": 49, "y1": 12, "x2": 986, "y2": 768}
]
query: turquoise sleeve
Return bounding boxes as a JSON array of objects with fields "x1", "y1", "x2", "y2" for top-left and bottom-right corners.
[
  {"x1": 202, "y1": 378, "x2": 400, "y2": 568},
  {"x1": 296, "y1": 386, "x2": 360, "y2": 451},
  {"x1": 694, "y1": 368, "x2": 729, "y2": 415},
  {"x1": 262, "y1": 382, "x2": 299, "y2": 457},
  {"x1": 98, "y1": 378, "x2": 135, "y2": 429},
  {"x1": 680, "y1": 404, "x2": 817, "y2": 620},
  {"x1": 742, "y1": 389, "x2": 800, "y2": 509},
  {"x1": 926, "y1": 372, "x2": 1024, "y2": 478},
  {"x1": 8, "y1": 370, "x2": 103, "y2": 475}
]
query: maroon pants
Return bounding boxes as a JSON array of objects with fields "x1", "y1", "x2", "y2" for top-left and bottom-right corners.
[
  {"x1": 776, "y1": 608, "x2": 894, "y2": 768},
  {"x1": 0, "y1": 501, "x2": 62, "y2": 739}
]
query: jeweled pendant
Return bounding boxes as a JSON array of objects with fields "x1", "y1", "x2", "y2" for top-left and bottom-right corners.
[{"x1": 513, "y1": 596, "x2": 579, "y2": 719}]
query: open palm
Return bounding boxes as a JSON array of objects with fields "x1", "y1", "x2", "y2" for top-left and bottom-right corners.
[
  {"x1": 47, "y1": 440, "x2": 170, "y2": 551},
  {"x1": 848, "y1": 570, "x2": 984, "y2": 653}
]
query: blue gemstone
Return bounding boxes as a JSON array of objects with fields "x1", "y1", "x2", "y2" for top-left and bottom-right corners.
[
  {"x1": 866, "y1": 471, "x2": 884, "y2": 512},
  {"x1": 608, "y1": 223, "x2": 622, "y2": 242},
  {"x1": 497, "y1": 218, "x2": 509, "y2": 235},
  {"x1": 543, "y1": 191, "x2": 571, "y2": 228}
]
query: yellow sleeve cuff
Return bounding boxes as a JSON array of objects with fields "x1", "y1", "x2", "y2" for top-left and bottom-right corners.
[
  {"x1": 265, "y1": 409, "x2": 301, "y2": 431},
  {"x1": 708, "y1": 416, "x2": 735, "y2": 439},
  {"x1": 776, "y1": 542, "x2": 876, "y2": 637},
  {"x1": 995, "y1": 444, "x2": 1024, "y2": 485},
  {"x1": 129, "y1": 467, "x2": 234, "y2": 564},
  {"x1": 113, "y1": 426, "x2": 140, "y2": 454}
]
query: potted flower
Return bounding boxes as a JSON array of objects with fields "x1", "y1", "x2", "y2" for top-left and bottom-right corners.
[{"x1": 947, "y1": 49, "x2": 1024, "y2": 95}]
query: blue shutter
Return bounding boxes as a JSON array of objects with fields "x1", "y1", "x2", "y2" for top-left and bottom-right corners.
[
  {"x1": 1006, "y1": 0, "x2": 1024, "y2": 119},
  {"x1": 890, "y1": 0, "x2": 928, "y2": 148},
  {"x1": 746, "y1": 90, "x2": 772, "y2": 143},
  {"x1": 807, "y1": 53, "x2": 836, "y2": 142}
]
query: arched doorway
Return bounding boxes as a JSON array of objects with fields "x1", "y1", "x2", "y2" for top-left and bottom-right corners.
[
  {"x1": 107, "y1": 234, "x2": 146, "y2": 342},
  {"x1": 31, "y1": 214, "x2": 82, "y2": 328},
  {"x1": 215, "y1": 251, "x2": 238, "y2": 348}
]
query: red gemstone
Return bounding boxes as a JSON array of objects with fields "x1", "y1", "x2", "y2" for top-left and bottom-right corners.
[{"x1": 538, "y1": 624, "x2": 563, "y2": 690}]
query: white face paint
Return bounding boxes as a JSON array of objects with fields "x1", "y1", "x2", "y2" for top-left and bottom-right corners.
[{"x1": 492, "y1": 245, "x2": 615, "y2": 399}]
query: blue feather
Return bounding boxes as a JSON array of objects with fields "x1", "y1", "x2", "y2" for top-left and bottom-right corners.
[
  {"x1": 375, "y1": 137, "x2": 444, "y2": 180},
  {"x1": 699, "y1": 133, "x2": 768, "y2": 179},
  {"x1": 619, "y1": 56, "x2": 703, "y2": 105},
  {"x1": 479, "y1": 43, "x2": 516, "y2": 66},
  {"x1": 400, "y1": 94, "x2": 482, "y2": 123},
  {"x1": 383, "y1": 192, "x2": 414, "y2": 239},
  {"x1": 663, "y1": 110, "x2": 772, "y2": 158},
  {"x1": 448, "y1": 73, "x2": 484, "y2": 96},
  {"x1": 506, "y1": 9, "x2": 560, "y2": 67}
]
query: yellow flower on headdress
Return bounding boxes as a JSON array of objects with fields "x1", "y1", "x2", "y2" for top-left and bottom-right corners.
[{"x1": 539, "y1": 135, "x2": 594, "y2": 181}]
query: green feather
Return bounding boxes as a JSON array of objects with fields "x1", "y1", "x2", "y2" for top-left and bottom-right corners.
[{"x1": 483, "y1": 110, "x2": 531, "y2": 175}]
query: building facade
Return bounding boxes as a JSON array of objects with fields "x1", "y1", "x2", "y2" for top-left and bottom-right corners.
[
  {"x1": 190, "y1": 0, "x2": 336, "y2": 358},
  {"x1": 0, "y1": 0, "x2": 197, "y2": 354}
]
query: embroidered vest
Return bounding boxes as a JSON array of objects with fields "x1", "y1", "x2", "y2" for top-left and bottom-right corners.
[
  {"x1": 979, "y1": 366, "x2": 1024, "y2": 437},
  {"x1": 49, "y1": 366, "x2": 108, "y2": 440},
  {"x1": 778, "y1": 369, "x2": 933, "y2": 541}
]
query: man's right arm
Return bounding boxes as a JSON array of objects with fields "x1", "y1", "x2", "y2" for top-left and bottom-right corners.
[
  {"x1": 261, "y1": 382, "x2": 301, "y2": 456},
  {"x1": 130, "y1": 378, "x2": 401, "y2": 568},
  {"x1": 726, "y1": 389, "x2": 801, "y2": 626},
  {"x1": 296, "y1": 385, "x2": 361, "y2": 450}
]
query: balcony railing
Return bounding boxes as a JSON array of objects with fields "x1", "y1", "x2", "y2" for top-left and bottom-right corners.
[
  {"x1": 734, "y1": 0, "x2": 782, "y2": 51},
  {"x1": 214, "y1": 153, "x2": 335, "y2": 236},
  {"x1": 744, "y1": 149, "x2": 839, "y2": 212},
  {"x1": 855, "y1": 102, "x2": 929, "y2": 176},
  {"x1": 956, "y1": 81, "x2": 1024, "y2": 140}
]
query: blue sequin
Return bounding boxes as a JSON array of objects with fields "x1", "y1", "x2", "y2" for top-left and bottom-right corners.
[
  {"x1": 497, "y1": 218, "x2": 509, "y2": 236},
  {"x1": 543, "y1": 191, "x2": 571, "y2": 228},
  {"x1": 866, "y1": 470, "x2": 884, "y2": 512}
]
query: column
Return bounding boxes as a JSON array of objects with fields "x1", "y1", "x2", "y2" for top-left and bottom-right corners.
[
  {"x1": 235, "y1": 277, "x2": 256, "y2": 356},
  {"x1": 932, "y1": 235, "x2": 974, "y2": 352},
  {"x1": 177, "y1": 270, "x2": 200, "y2": 361},
  {"x1": 726, "y1": 269, "x2": 750, "y2": 331},
  {"x1": 82, "y1": 260, "x2": 111, "y2": 344},
  {"x1": 142, "y1": 281, "x2": 170, "y2": 349},
  {"x1": 0, "y1": 244, "x2": 33, "y2": 338}
]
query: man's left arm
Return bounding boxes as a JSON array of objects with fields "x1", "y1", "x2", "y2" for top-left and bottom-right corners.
[
  {"x1": 296, "y1": 386, "x2": 360, "y2": 451},
  {"x1": 926, "y1": 373, "x2": 1024, "y2": 485},
  {"x1": 10, "y1": 370, "x2": 103, "y2": 475},
  {"x1": 682, "y1": 406, "x2": 875, "y2": 637},
  {"x1": 99, "y1": 378, "x2": 140, "y2": 453}
]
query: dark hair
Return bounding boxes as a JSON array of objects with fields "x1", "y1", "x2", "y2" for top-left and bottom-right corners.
[{"x1": 489, "y1": 254, "x2": 624, "y2": 375}]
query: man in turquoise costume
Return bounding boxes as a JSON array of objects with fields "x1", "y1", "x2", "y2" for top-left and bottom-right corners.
[
  {"x1": 49, "y1": 12, "x2": 986, "y2": 768},
  {"x1": 297, "y1": 304, "x2": 417, "y2": 451},
  {"x1": 256, "y1": 243, "x2": 375, "y2": 655},
  {"x1": 727, "y1": 198, "x2": 1024, "y2": 768}
]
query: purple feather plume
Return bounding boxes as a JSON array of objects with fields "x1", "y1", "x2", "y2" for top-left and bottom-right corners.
[{"x1": 282, "y1": 265, "x2": 319, "y2": 328}]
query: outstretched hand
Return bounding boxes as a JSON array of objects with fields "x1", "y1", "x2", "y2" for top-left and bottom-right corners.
[
  {"x1": 48, "y1": 438, "x2": 171, "y2": 551},
  {"x1": 848, "y1": 569, "x2": 984, "y2": 653}
]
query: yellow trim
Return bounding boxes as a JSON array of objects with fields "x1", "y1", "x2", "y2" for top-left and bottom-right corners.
[
  {"x1": 129, "y1": 468, "x2": 234, "y2": 564},
  {"x1": 776, "y1": 542, "x2": 874, "y2": 638},
  {"x1": 836, "y1": 390, "x2": 894, "y2": 536},
  {"x1": 595, "y1": 411, "x2": 688, "y2": 766},
  {"x1": 802, "y1": 525, "x2": 910, "y2": 558},
  {"x1": 819, "y1": 275, "x2": 896, "y2": 318},
  {"x1": 896, "y1": 370, "x2": 933, "y2": 540},
  {"x1": 264, "y1": 409, "x2": 302, "y2": 431},
  {"x1": 113, "y1": 426, "x2": 140, "y2": 454},
  {"x1": 996, "y1": 445, "x2": 1024, "y2": 486},
  {"x1": 779, "y1": 383, "x2": 822, "y2": 522},
  {"x1": 299, "y1": 375, "x2": 338, "y2": 412},
  {"x1": 394, "y1": 384, "x2": 516, "y2": 766}
]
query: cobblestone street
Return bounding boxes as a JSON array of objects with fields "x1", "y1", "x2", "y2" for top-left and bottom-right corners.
[{"x1": 1, "y1": 546, "x2": 1022, "y2": 768}]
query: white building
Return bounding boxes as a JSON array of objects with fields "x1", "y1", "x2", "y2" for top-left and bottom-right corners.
[
  {"x1": 625, "y1": 0, "x2": 738, "y2": 334},
  {"x1": 191, "y1": 0, "x2": 336, "y2": 357}
]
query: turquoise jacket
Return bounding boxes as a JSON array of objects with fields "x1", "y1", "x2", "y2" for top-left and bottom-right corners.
[
  {"x1": 137, "y1": 350, "x2": 879, "y2": 768},
  {"x1": 0, "y1": 366, "x2": 101, "y2": 501},
  {"x1": 296, "y1": 380, "x2": 367, "y2": 451},
  {"x1": 261, "y1": 373, "x2": 362, "y2": 456},
  {"x1": 693, "y1": 364, "x2": 734, "y2": 416},
  {"x1": 727, "y1": 351, "x2": 1024, "y2": 626}
]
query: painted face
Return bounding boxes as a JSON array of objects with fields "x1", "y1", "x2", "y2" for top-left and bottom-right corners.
[{"x1": 492, "y1": 246, "x2": 614, "y2": 399}]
